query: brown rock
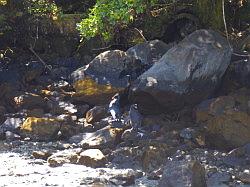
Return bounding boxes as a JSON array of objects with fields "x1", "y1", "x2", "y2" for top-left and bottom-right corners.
[
  {"x1": 20, "y1": 117, "x2": 61, "y2": 141},
  {"x1": 69, "y1": 126, "x2": 123, "y2": 149},
  {"x1": 195, "y1": 96, "x2": 235, "y2": 123},
  {"x1": 86, "y1": 106, "x2": 108, "y2": 123},
  {"x1": 207, "y1": 111, "x2": 250, "y2": 149},
  {"x1": 77, "y1": 149, "x2": 107, "y2": 168},
  {"x1": 47, "y1": 148, "x2": 81, "y2": 167},
  {"x1": 195, "y1": 89, "x2": 250, "y2": 149},
  {"x1": 32, "y1": 150, "x2": 52, "y2": 160}
]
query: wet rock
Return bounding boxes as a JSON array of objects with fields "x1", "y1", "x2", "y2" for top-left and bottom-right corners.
[
  {"x1": 14, "y1": 93, "x2": 47, "y2": 110},
  {"x1": 32, "y1": 150, "x2": 53, "y2": 160},
  {"x1": 69, "y1": 126, "x2": 123, "y2": 149},
  {"x1": 85, "y1": 105, "x2": 108, "y2": 123},
  {"x1": 130, "y1": 30, "x2": 232, "y2": 114},
  {"x1": 159, "y1": 159, "x2": 206, "y2": 187},
  {"x1": 77, "y1": 149, "x2": 107, "y2": 168},
  {"x1": 126, "y1": 39, "x2": 172, "y2": 66},
  {"x1": 71, "y1": 50, "x2": 135, "y2": 105},
  {"x1": 20, "y1": 117, "x2": 61, "y2": 141},
  {"x1": 47, "y1": 148, "x2": 81, "y2": 167}
]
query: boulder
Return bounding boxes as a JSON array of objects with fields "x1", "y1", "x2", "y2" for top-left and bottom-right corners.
[
  {"x1": 77, "y1": 149, "x2": 107, "y2": 168},
  {"x1": 195, "y1": 88, "x2": 250, "y2": 149},
  {"x1": 126, "y1": 39, "x2": 173, "y2": 66},
  {"x1": 85, "y1": 106, "x2": 108, "y2": 123},
  {"x1": 70, "y1": 50, "x2": 135, "y2": 105},
  {"x1": 158, "y1": 159, "x2": 206, "y2": 187},
  {"x1": 69, "y1": 126, "x2": 123, "y2": 149},
  {"x1": 130, "y1": 30, "x2": 232, "y2": 114},
  {"x1": 20, "y1": 116, "x2": 79, "y2": 141},
  {"x1": 20, "y1": 117, "x2": 61, "y2": 141},
  {"x1": 206, "y1": 111, "x2": 250, "y2": 149}
]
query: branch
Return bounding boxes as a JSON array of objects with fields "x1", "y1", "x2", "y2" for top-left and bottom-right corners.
[{"x1": 29, "y1": 45, "x2": 52, "y2": 71}]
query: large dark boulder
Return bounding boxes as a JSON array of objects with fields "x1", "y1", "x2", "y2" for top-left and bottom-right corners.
[
  {"x1": 70, "y1": 50, "x2": 135, "y2": 105},
  {"x1": 130, "y1": 30, "x2": 232, "y2": 114}
]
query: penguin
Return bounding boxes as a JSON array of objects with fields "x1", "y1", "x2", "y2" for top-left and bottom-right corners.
[
  {"x1": 108, "y1": 93, "x2": 121, "y2": 121},
  {"x1": 129, "y1": 104, "x2": 142, "y2": 131}
]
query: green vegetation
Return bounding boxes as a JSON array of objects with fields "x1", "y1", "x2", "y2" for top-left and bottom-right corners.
[
  {"x1": 25, "y1": 0, "x2": 61, "y2": 19},
  {"x1": 0, "y1": 0, "x2": 249, "y2": 62},
  {"x1": 76, "y1": 0, "x2": 157, "y2": 41}
]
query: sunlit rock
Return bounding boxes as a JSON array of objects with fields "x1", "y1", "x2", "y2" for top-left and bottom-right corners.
[
  {"x1": 71, "y1": 50, "x2": 135, "y2": 105},
  {"x1": 130, "y1": 30, "x2": 232, "y2": 114}
]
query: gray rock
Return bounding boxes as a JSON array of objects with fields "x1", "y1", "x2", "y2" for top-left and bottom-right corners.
[
  {"x1": 0, "y1": 117, "x2": 23, "y2": 134},
  {"x1": 158, "y1": 159, "x2": 207, "y2": 187},
  {"x1": 130, "y1": 30, "x2": 232, "y2": 114}
]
